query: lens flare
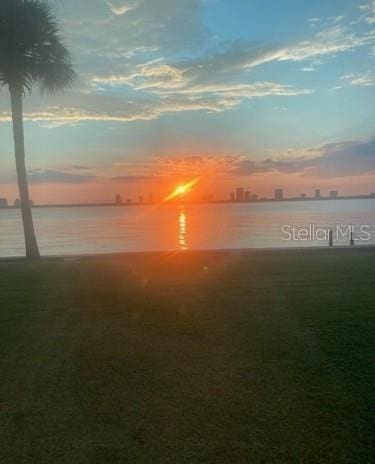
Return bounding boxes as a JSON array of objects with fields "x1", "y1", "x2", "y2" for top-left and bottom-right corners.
[
  {"x1": 176, "y1": 185, "x2": 187, "y2": 195},
  {"x1": 164, "y1": 178, "x2": 200, "y2": 202}
]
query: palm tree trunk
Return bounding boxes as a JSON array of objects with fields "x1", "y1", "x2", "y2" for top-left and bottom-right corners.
[{"x1": 10, "y1": 83, "x2": 40, "y2": 260}]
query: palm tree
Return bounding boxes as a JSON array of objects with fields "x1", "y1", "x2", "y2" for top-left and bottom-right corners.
[{"x1": 0, "y1": 0, "x2": 76, "y2": 259}]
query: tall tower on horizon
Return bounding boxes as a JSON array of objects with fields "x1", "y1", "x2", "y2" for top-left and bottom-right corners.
[
  {"x1": 236, "y1": 188, "x2": 244, "y2": 202},
  {"x1": 0, "y1": 198, "x2": 8, "y2": 208},
  {"x1": 274, "y1": 188, "x2": 283, "y2": 201},
  {"x1": 330, "y1": 190, "x2": 338, "y2": 199}
]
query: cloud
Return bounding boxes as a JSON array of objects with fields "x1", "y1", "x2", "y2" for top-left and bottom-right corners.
[
  {"x1": 28, "y1": 169, "x2": 97, "y2": 184},
  {"x1": 92, "y1": 62, "x2": 186, "y2": 90},
  {"x1": 340, "y1": 71, "x2": 375, "y2": 87},
  {"x1": 112, "y1": 175, "x2": 155, "y2": 182},
  {"x1": 227, "y1": 159, "x2": 262, "y2": 176},
  {"x1": 93, "y1": 68, "x2": 312, "y2": 96},
  {"x1": 90, "y1": 24, "x2": 372, "y2": 100},
  {"x1": 149, "y1": 154, "x2": 252, "y2": 178},
  {"x1": 1, "y1": 2, "x2": 371, "y2": 129},
  {"x1": 331, "y1": 15, "x2": 345, "y2": 24},
  {"x1": 270, "y1": 25, "x2": 372, "y2": 62},
  {"x1": 107, "y1": 1, "x2": 139, "y2": 16},
  {"x1": 307, "y1": 18, "x2": 321, "y2": 26},
  {"x1": 360, "y1": 1, "x2": 375, "y2": 24},
  {"x1": 260, "y1": 138, "x2": 375, "y2": 178},
  {"x1": 88, "y1": 24, "x2": 370, "y2": 118},
  {"x1": 144, "y1": 138, "x2": 375, "y2": 180},
  {"x1": 303, "y1": 138, "x2": 375, "y2": 178},
  {"x1": 0, "y1": 76, "x2": 312, "y2": 128},
  {"x1": 59, "y1": 0, "x2": 208, "y2": 60},
  {"x1": 166, "y1": 82, "x2": 312, "y2": 98},
  {"x1": 69, "y1": 165, "x2": 92, "y2": 171},
  {"x1": 66, "y1": 136, "x2": 375, "y2": 182},
  {"x1": 172, "y1": 25, "x2": 371, "y2": 75},
  {"x1": 18, "y1": 138, "x2": 373, "y2": 185}
]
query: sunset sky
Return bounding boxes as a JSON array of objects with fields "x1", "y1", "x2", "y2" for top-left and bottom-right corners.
[{"x1": 0, "y1": 0, "x2": 374, "y2": 204}]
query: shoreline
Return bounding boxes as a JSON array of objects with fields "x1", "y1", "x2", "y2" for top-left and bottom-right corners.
[
  {"x1": 1, "y1": 244, "x2": 375, "y2": 263},
  {"x1": 1, "y1": 195, "x2": 375, "y2": 210}
]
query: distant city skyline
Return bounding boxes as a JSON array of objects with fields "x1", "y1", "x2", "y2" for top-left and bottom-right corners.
[
  {"x1": 2, "y1": 186, "x2": 375, "y2": 208},
  {"x1": 0, "y1": 0, "x2": 374, "y2": 204}
]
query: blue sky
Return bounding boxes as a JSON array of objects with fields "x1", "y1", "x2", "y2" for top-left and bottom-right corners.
[{"x1": 0, "y1": 0, "x2": 374, "y2": 202}]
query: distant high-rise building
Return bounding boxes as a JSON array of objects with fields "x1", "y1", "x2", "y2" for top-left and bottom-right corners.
[
  {"x1": 244, "y1": 191, "x2": 251, "y2": 202},
  {"x1": 138, "y1": 196, "x2": 143, "y2": 204},
  {"x1": 0, "y1": 198, "x2": 8, "y2": 208},
  {"x1": 330, "y1": 190, "x2": 338, "y2": 199},
  {"x1": 251, "y1": 194, "x2": 258, "y2": 201},
  {"x1": 115, "y1": 194, "x2": 122, "y2": 205},
  {"x1": 371, "y1": 193, "x2": 375, "y2": 198},
  {"x1": 236, "y1": 187, "x2": 244, "y2": 202},
  {"x1": 230, "y1": 192, "x2": 235, "y2": 202},
  {"x1": 300, "y1": 193, "x2": 306, "y2": 199},
  {"x1": 274, "y1": 188, "x2": 283, "y2": 201},
  {"x1": 315, "y1": 189, "x2": 321, "y2": 199}
]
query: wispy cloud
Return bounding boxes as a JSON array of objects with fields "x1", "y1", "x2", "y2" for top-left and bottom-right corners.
[
  {"x1": 276, "y1": 25, "x2": 372, "y2": 62},
  {"x1": 307, "y1": 17, "x2": 321, "y2": 26},
  {"x1": 1, "y1": 2, "x2": 370, "y2": 128},
  {"x1": 91, "y1": 24, "x2": 373, "y2": 98},
  {"x1": 360, "y1": 0, "x2": 375, "y2": 24},
  {"x1": 0, "y1": 75, "x2": 311, "y2": 128},
  {"x1": 260, "y1": 138, "x2": 375, "y2": 178},
  {"x1": 60, "y1": 0, "x2": 207, "y2": 58},
  {"x1": 0, "y1": 95, "x2": 240, "y2": 126},
  {"x1": 336, "y1": 71, "x2": 375, "y2": 88},
  {"x1": 28, "y1": 169, "x2": 97, "y2": 184},
  {"x1": 109, "y1": 138, "x2": 375, "y2": 181},
  {"x1": 6, "y1": 137, "x2": 370, "y2": 186},
  {"x1": 0, "y1": 0, "x2": 372, "y2": 136},
  {"x1": 107, "y1": 1, "x2": 139, "y2": 16},
  {"x1": 175, "y1": 138, "x2": 375, "y2": 179},
  {"x1": 112, "y1": 175, "x2": 155, "y2": 182}
]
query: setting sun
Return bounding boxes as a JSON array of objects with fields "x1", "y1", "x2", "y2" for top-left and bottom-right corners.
[
  {"x1": 176, "y1": 185, "x2": 187, "y2": 195},
  {"x1": 164, "y1": 178, "x2": 200, "y2": 202}
]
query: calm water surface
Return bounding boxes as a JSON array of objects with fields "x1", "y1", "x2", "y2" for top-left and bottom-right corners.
[{"x1": 1, "y1": 199, "x2": 375, "y2": 257}]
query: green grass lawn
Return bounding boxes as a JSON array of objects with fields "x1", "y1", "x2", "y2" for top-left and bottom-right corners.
[{"x1": 0, "y1": 249, "x2": 374, "y2": 463}]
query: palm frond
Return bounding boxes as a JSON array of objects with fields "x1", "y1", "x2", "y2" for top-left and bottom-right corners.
[{"x1": 0, "y1": 0, "x2": 76, "y2": 94}]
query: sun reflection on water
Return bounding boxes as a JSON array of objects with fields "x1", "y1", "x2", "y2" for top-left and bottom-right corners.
[{"x1": 178, "y1": 206, "x2": 188, "y2": 250}]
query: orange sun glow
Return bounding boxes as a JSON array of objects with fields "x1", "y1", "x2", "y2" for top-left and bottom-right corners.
[{"x1": 164, "y1": 178, "x2": 200, "y2": 202}]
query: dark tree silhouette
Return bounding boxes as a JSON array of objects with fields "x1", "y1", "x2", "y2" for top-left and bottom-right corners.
[{"x1": 0, "y1": 0, "x2": 76, "y2": 259}]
